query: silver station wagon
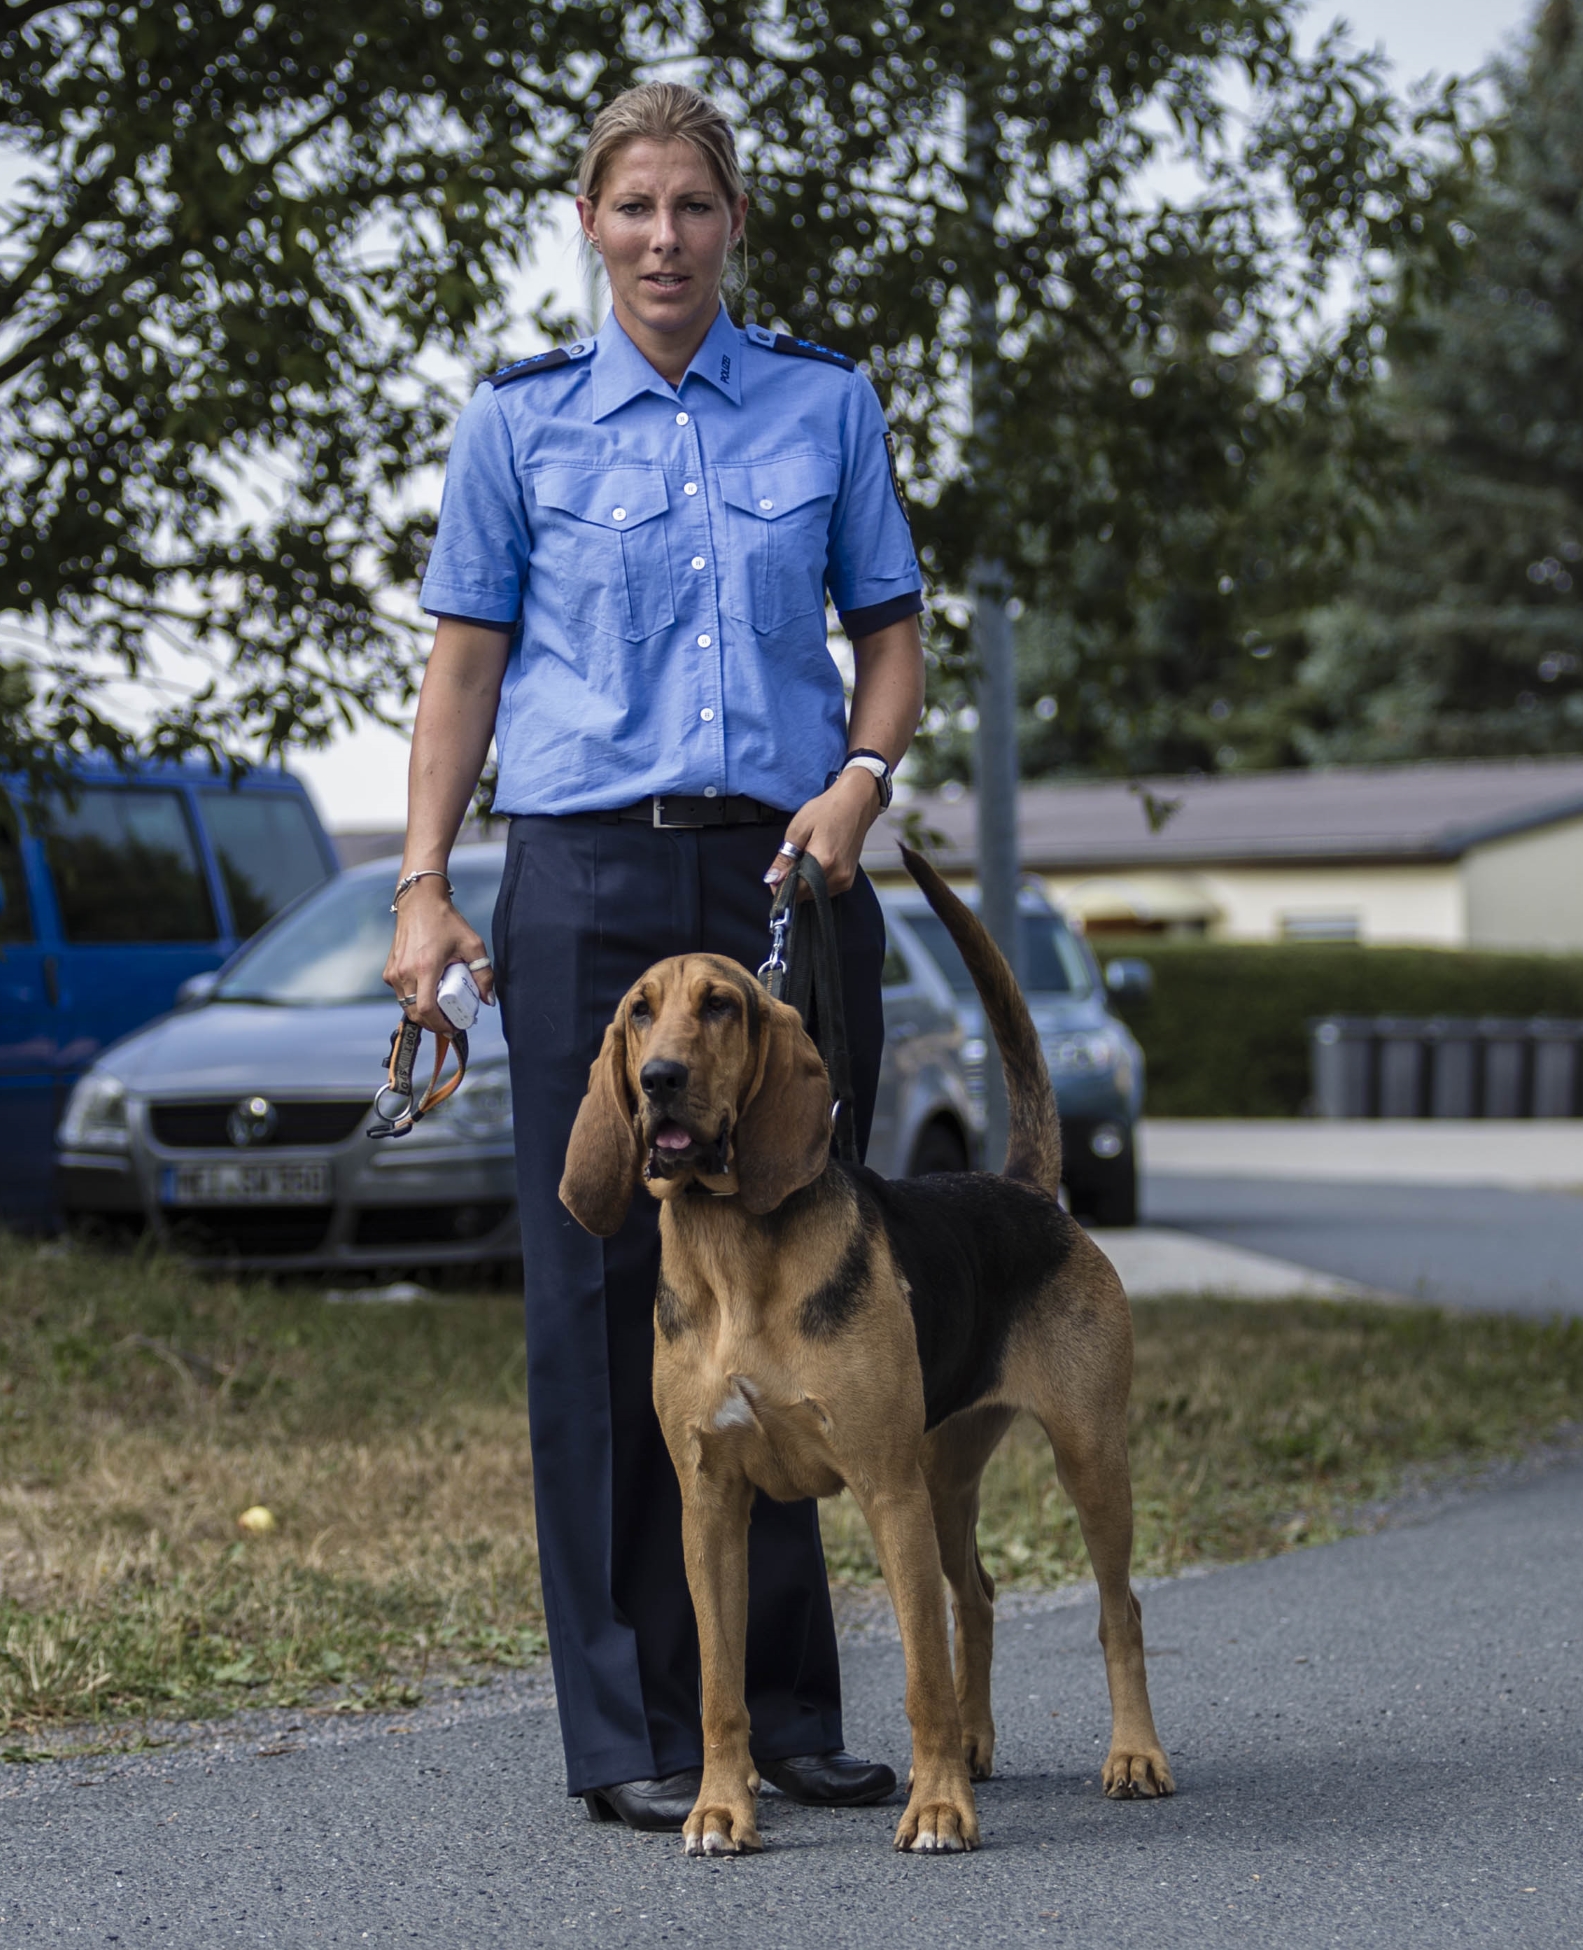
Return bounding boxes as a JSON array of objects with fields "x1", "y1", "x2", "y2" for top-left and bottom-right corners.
[{"x1": 57, "y1": 850, "x2": 980, "y2": 1271}]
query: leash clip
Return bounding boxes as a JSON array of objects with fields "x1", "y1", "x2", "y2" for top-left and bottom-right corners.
[{"x1": 756, "y1": 907, "x2": 791, "y2": 994}]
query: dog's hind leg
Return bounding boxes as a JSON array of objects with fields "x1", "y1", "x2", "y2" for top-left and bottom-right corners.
[
  {"x1": 1036, "y1": 1407, "x2": 1174, "y2": 1800},
  {"x1": 853, "y1": 1471, "x2": 982, "y2": 1852},
  {"x1": 922, "y1": 1405, "x2": 1016, "y2": 1781}
]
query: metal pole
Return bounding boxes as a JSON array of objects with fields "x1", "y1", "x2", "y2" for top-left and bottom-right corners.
[
  {"x1": 972, "y1": 565, "x2": 1020, "y2": 1169},
  {"x1": 965, "y1": 77, "x2": 1022, "y2": 1170}
]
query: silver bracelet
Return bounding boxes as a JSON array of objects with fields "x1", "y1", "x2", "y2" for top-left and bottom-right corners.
[{"x1": 390, "y1": 869, "x2": 454, "y2": 913}]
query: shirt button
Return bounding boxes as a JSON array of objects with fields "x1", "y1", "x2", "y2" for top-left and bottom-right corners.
[
  {"x1": 758, "y1": 497, "x2": 774, "y2": 511},
  {"x1": 612, "y1": 507, "x2": 626, "y2": 521},
  {"x1": 691, "y1": 556, "x2": 706, "y2": 571},
  {"x1": 683, "y1": 481, "x2": 698, "y2": 496},
  {"x1": 696, "y1": 633, "x2": 711, "y2": 648},
  {"x1": 675, "y1": 411, "x2": 689, "y2": 426},
  {"x1": 700, "y1": 708, "x2": 715, "y2": 722},
  {"x1": 703, "y1": 786, "x2": 717, "y2": 798}
]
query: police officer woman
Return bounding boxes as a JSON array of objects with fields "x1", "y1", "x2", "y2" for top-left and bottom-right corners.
[{"x1": 386, "y1": 81, "x2": 925, "y2": 1832}]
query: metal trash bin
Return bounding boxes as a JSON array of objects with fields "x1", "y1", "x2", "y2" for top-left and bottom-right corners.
[
  {"x1": 1310, "y1": 1018, "x2": 1374, "y2": 1118},
  {"x1": 1531, "y1": 1021, "x2": 1582, "y2": 1117},
  {"x1": 1311, "y1": 1015, "x2": 1583, "y2": 1118},
  {"x1": 1480, "y1": 1017, "x2": 1530, "y2": 1119},
  {"x1": 1425, "y1": 1018, "x2": 1479, "y2": 1118},
  {"x1": 1376, "y1": 1017, "x2": 1429, "y2": 1118}
]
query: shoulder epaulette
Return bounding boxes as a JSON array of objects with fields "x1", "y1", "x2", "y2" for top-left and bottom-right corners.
[
  {"x1": 744, "y1": 324, "x2": 855, "y2": 372},
  {"x1": 486, "y1": 341, "x2": 594, "y2": 389}
]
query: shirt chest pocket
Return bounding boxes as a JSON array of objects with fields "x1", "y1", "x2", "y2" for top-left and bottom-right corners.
[
  {"x1": 714, "y1": 458, "x2": 839, "y2": 633},
  {"x1": 532, "y1": 466, "x2": 676, "y2": 643}
]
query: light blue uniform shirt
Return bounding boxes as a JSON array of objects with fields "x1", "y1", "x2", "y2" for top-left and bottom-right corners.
[{"x1": 419, "y1": 305, "x2": 923, "y2": 817}]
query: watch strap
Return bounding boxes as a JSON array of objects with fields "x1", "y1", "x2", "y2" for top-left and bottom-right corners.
[{"x1": 839, "y1": 749, "x2": 894, "y2": 810}]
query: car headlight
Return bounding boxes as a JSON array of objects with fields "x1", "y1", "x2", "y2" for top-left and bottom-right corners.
[
  {"x1": 59, "y1": 1072, "x2": 130, "y2": 1152},
  {"x1": 440, "y1": 1062, "x2": 514, "y2": 1140},
  {"x1": 1043, "y1": 1028, "x2": 1124, "y2": 1079},
  {"x1": 959, "y1": 1038, "x2": 989, "y2": 1108}
]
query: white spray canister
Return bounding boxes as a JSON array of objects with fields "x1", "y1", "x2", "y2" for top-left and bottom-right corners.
[{"x1": 437, "y1": 962, "x2": 482, "y2": 1031}]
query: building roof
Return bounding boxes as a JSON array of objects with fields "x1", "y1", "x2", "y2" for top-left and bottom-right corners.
[{"x1": 863, "y1": 757, "x2": 1583, "y2": 874}]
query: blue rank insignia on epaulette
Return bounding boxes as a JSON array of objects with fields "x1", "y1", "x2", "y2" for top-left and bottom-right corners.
[
  {"x1": 486, "y1": 340, "x2": 594, "y2": 389},
  {"x1": 744, "y1": 323, "x2": 855, "y2": 372}
]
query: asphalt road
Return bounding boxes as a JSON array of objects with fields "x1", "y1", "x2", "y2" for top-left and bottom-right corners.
[
  {"x1": 2, "y1": 1455, "x2": 1578, "y2": 1948},
  {"x1": 1146, "y1": 1171, "x2": 1583, "y2": 1314}
]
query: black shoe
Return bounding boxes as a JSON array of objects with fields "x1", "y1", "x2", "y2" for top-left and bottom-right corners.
[
  {"x1": 583, "y1": 1767, "x2": 703, "y2": 1832},
  {"x1": 756, "y1": 1750, "x2": 897, "y2": 1807}
]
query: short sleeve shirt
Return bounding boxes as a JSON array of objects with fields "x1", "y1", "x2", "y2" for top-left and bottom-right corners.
[{"x1": 419, "y1": 305, "x2": 923, "y2": 817}]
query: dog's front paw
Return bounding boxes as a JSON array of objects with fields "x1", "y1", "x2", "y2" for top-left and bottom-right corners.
[
  {"x1": 892, "y1": 1775, "x2": 980, "y2": 1854},
  {"x1": 683, "y1": 1801, "x2": 763, "y2": 1857},
  {"x1": 1102, "y1": 1743, "x2": 1175, "y2": 1799}
]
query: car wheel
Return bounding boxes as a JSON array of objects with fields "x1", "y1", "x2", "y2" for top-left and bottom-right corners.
[
  {"x1": 1072, "y1": 1152, "x2": 1138, "y2": 1228},
  {"x1": 909, "y1": 1119, "x2": 969, "y2": 1177}
]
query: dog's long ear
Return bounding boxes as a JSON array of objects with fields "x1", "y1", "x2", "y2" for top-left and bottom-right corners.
[
  {"x1": 734, "y1": 996, "x2": 832, "y2": 1215},
  {"x1": 560, "y1": 1018, "x2": 641, "y2": 1236}
]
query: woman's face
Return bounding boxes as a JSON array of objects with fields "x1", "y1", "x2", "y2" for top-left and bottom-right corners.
[{"x1": 578, "y1": 138, "x2": 747, "y2": 347}]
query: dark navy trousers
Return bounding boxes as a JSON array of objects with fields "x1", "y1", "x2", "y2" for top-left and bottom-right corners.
[{"x1": 492, "y1": 815, "x2": 887, "y2": 1795}]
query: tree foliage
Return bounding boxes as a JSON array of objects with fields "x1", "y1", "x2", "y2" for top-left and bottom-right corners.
[
  {"x1": 0, "y1": 0, "x2": 1447, "y2": 780},
  {"x1": 1290, "y1": 0, "x2": 1583, "y2": 764},
  {"x1": 0, "y1": 0, "x2": 630, "y2": 774}
]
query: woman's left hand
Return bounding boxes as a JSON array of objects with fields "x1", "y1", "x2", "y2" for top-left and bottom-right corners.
[{"x1": 765, "y1": 767, "x2": 884, "y2": 896}]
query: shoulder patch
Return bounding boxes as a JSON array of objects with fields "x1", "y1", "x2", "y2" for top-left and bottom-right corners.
[
  {"x1": 486, "y1": 341, "x2": 593, "y2": 389},
  {"x1": 884, "y1": 429, "x2": 908, "y2": 512},
  {"x1": 744, "y1": 323, "x2": 854, "y2": 372}
]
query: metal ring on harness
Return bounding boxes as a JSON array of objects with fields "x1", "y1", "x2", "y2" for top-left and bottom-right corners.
[{"x1": 367, "y1": 1013, "x2": 470, "y2": 1140}]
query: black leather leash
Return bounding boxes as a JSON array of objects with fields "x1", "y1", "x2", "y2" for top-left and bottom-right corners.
[{"x1": 757, "y1": 855, "x2": 859, "y2": 1165}]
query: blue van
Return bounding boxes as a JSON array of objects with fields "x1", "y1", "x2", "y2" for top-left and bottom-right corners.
[{"x1": 0, "y1": 760, "x2": 338, "y2": 1228}]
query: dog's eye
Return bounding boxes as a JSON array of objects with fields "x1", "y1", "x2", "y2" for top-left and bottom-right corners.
[
  {"x1": 703, "y1": 993, "x2": 735, "y2": 1020},
  {"x1": 630, "y1": 998, "x2": 652, "y2": 1024}
]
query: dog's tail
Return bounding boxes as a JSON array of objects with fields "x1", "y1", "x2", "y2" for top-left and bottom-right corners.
[{"x1": 900, "y1": 845, "x2": 1061, "y2": 1198}]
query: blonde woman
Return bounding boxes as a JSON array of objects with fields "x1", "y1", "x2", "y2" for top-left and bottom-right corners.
[{"x1": 386, "y1": 81, "x2": 924, "y2": 1830}]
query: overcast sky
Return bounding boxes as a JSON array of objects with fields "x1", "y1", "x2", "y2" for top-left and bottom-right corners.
[{"x1": 283, "y1": 0, "x2": 1540, "y2": 829}]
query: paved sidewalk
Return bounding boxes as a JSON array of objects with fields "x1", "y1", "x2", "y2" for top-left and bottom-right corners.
[
  {"x1": 1141, "y1": 1118, "x2": 1583, "y2": 1189},
  {"x1": 1087, "y1": 1226, "x2": 1377, "y2": 1302},
  {"x1": 3, "y1": 1458, "x2": 1578, "y2": 1947}
]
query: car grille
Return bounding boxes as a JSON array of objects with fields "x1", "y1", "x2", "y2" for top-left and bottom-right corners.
[
  {"x1": 160, "y1": 1207, "x2": 335, "y2": 1258},
  {"x1": 352, "y1": 1202, "x2": 513, "y2": 1248},
  {"x1": 149, "y1": 1100, "x2": 370, "y2": 1149}
]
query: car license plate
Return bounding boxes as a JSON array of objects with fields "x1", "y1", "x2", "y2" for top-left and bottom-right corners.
[{"x1": 161, "y1": 1162, "x2": 332, "y2": 1206}]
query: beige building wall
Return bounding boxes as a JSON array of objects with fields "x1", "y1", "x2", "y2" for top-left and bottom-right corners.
[
  {"x1": 1041, "y1": 862, "x2": 1466, "y2": 945},
  {"x1": 1462, "y1": 817, "x2": 1583, "y2": 950}
]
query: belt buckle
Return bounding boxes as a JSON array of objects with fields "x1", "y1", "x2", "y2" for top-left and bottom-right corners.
[{"x1": 652, "y1": 796, "x2": 704, "y2": 829}]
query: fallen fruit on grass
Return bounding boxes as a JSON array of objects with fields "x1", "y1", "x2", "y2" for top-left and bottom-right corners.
[{"x1": 237, "y1": 1505, "x2": 277, "y2": 1534}]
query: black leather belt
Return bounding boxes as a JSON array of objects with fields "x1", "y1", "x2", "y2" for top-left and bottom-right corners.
[{"x1": 602, "y1": 794, "x2": 788, "y2": 829}]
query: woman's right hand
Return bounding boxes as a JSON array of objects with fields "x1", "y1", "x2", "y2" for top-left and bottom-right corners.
[{"x1": 383, "y1": 877, "x2": 496, "y2": 1035}]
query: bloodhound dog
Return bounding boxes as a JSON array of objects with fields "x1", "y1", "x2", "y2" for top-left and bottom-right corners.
[{"x1": 560, "y1": 848, "x2": 1173, "y2": 1856}]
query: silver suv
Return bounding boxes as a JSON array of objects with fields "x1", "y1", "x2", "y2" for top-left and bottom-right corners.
[{"x1": 57, "y1": 852, "x2": 982, "y2": 1269}]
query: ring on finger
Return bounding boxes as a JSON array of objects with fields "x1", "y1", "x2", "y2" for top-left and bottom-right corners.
[
  {"x1": 467, "y1": 957, "x2": 492, "y2": 972},
  {"x1": 399, "y1": 993, "x2": 418, "y2": 1006},
  {"x1": 776, "y1": 841, "x2": 805, "y2": 861}
]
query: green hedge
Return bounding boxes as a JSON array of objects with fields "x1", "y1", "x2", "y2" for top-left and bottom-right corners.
[{"x1": 1102, "y1": 940, "x2": 1583, "y2": 1117}]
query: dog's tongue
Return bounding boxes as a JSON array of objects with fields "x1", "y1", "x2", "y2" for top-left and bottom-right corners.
[{"x1": 654, "y1": 1123, "x2": 693, "y2": 1152}]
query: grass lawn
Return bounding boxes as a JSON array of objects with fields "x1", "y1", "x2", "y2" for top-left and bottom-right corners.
[{"x1": 1, "y1": 1232, "x2": 1580, "y2": 1740}]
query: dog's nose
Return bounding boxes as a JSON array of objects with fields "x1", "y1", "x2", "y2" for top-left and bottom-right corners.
[{"x1": 640, "y1": 1058, "x2": 689, "y2": 1100}]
